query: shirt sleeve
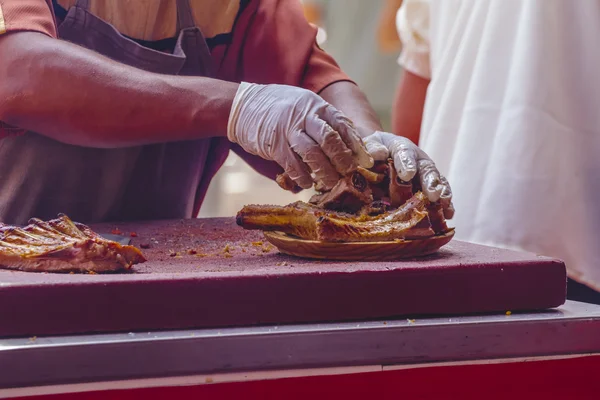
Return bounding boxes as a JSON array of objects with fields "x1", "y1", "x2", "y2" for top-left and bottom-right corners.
[
  {"x1": 396, "y1": 0, "x2": 431, "y2": 79},
  {"x1": 0, "y1": 0, "x2": 56, "y2": 37},
  {"x1": 236, "y1": 0, "x2": 354, "y2": 93},
  {"x1": 0, "y1": 1, "x2": 56, "y2": 138}
]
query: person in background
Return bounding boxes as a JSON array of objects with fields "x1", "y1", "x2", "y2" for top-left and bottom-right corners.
[
  {"x1": 0, "y1": 0, "x2": 452, "y2": 225},
  {"x1": 377, "y1": 0, "x2": 403, "y2": 54},
  {"x1": 393, "y1": 0, "x2": 600, "y2": 303}
]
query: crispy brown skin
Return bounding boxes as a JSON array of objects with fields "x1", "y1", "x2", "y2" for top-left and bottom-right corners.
[
  {"x1": 315, "y1": 192, "x2": 431, "y2": 242},
  {"x1": 236, "y1": 201, "x2": 321, "y2": 240},
  {"x1": 241, "y1": 160, "x2": 451, "y2": 243},
  {"x1": 275, "y1": 173, "x2": 303, "y2": 194},
  {"x1": 309, "y1": 171, "x2": 373, "y2": 213},
  {"x1": 387, "y1": 160, "x2": 414, "y2": 207},
  {"x1": 0, "y1": 214, "x2": 146, "y2": 273},
  {"x1": 237, "y1": 192, "x2": 437, "y2": 242}
]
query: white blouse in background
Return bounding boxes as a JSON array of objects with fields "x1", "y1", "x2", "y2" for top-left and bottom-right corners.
[{"x1": 396, "y1": 0, "x2": 600, "y2": 291}]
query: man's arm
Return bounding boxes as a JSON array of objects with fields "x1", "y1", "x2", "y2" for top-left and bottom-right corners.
[
  {"x1": 0, "y1": 32, "x2": 238, "y2": 148},
  {"x1": 391, "y1": 69, "x2": 429, "y2": 145},
  {"x1": 319, "y1": 81, "x2": 383, "y2": 138},
  {"x1": 319, "y1": 70, "x2": 429, "y2": 146}
]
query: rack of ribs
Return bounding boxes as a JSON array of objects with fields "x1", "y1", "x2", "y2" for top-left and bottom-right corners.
[
  {"x1": 237, "y1": 160, "x2": 450, "y2": 242},
  {"x1": 0, "y1": 214, "x2": 146, "y2": 273}
]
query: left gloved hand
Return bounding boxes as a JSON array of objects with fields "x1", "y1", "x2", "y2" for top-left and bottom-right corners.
[{"x1": 363, "y1": 131, "x2": 454, "y2": 218}]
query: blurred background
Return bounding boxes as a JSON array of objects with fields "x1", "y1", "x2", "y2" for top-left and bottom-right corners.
[{"x1": 199, "y1": 0, "x2": 402, "y2": 217}]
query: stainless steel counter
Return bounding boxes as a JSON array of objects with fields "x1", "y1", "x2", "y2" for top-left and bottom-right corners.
[{"x1": 2, "y1": 300, "x2": 600, "y2": 390}]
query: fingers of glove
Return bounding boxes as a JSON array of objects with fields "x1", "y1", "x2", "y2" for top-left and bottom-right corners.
[
  {"x1": 438, "y1": 175, "x2": 453, "y2": 204},
  {"x1": 389, "y1": 140, "x2": 418, "y2": 182},
  {"x1": 444, "y1": 201, "x2": 455, "y2": 220},
  {"x1": 305, "y1": 114, "x2": 357, "y2": 175},
  {"x1": 273, "y1": 149, "x2": 314, "y2": 190},
  {"x1": 363, "y1": 133, "x2": 390, "y2": 161},
  {"x1": 417, "y1": 158, "x2": 444, "y2": 202},
  {"x1": 289, "y1": 130, "x2": 340, "y2": 190},
  {"x1": 319, "y1": 105, "x2": 374, "y2": 168},
  {"x1": 438, "y1": 175, "x2": 454, "y2": 219}
]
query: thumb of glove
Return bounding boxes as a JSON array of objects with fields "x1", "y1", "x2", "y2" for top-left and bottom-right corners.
[{"x1": 363, "y1": 134, "x2": 390, "y2": 161}]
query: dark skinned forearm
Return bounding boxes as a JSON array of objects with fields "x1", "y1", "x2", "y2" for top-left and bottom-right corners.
[
  {"x1": 0, "y1": 32, "x2": 238, "y2": 148},
  {"x1": 319, "y1": 81, "x2": 383, "y2": 138}
]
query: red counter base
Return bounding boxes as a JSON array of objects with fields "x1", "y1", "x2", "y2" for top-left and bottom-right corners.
[{"x1": 21, "y1": 356, "x2": 600, "y2": 400}]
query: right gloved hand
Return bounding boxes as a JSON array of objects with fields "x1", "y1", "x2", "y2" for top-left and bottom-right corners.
[{"x1": 227, "y1": 82, "x2": 374, "y2": 191}]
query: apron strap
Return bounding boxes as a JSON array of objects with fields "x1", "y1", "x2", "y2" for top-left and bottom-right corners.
[
  {"x1": 176, "y1": 0, "x2": 196, "y2": 31},
  {"x1": 75, "y1": 0, "x2": 90, "y2": 10}
]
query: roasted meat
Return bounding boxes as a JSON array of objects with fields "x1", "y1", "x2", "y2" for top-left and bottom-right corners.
[
  {"x1": 275, "y1": 173, "x2": 303, "y2": 194},
  {"x1": 309, "y1": 170, "x2": 373, "y2": 213},
  {"x1": 249, "y1": 159, "x2": 452, "y2": 243},
  {"x1": 236, "y1": 201, "x2": 320, "y2": 240},
  {"x1": 307, "y1": 160, "x2": 415, "y2": 214},
  {"x1": 0, "y1": 214, "x2": 146, "y2": 273},
  {"x1": 237, "y1": 192, "x2": 444, "y2": 242},
  {"x1": 315, "y1": 192, "x2": 433, "y2": 242},
  {"x1": 387, "y1": 160, "x2": 414, "y2": 207}
]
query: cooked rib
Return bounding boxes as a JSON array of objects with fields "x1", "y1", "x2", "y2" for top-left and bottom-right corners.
[
  {"x1": 315, "y1": 192, "x2": 431, "y2": 242},
  {"x1": 243, "y1": 159, "x2": 452, "y2": 245},
  {"x1": 388, "y1": 160, "x2": 414, "y2": 208},
  {"x1": 275, "y1": 173, "x2": 303, "y2": 194},
  {"x1": 356, "y1": 166, "x2": 385, "y2": 184},
  {"x1": 237, "y1": 201, "x2": 321, "y2": 240},
  {"x1": 0, "y1": 214, "x2": 146, "y2": 273},
  {"x1": 237, "y1": 192, "x2": 438, "y2": 242},
  {"x1": 309, "y1": 171, "x2": 373, "y2": 213},
  {"x1": 426, "y1": 203, "x2": 449, "y2": 234}
]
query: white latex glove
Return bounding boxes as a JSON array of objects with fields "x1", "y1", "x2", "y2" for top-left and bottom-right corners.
[
  {"x1": 364, "y1": 131, "x2": 454, "y2": 218},
  {"x1": 227, "y1": 82, "x2": 374, "y2": 190}
]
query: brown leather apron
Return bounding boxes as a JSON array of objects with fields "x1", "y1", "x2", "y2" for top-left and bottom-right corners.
[{"x1": 0, "y1": 0, "x2": 230, "y2": 225}]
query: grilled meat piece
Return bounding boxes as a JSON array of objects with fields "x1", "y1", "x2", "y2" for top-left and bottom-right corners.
[
  {"x1": 426, "y1": 203, "x2": 449, "y2": 234},
  {"x1": 388, "y1": 160, "x2": 414, "y2": 207},
  {"x1": 0, "y1": 214, "x2": 146, "y2": 273},
  {"x1": 236, "y1": 201, "x2": 321, "y2": 240},
  {"x1": 275, "y1": 173, "x2": 303, "y2": 194},
  {"x1": 356, "y1": 166, "x2": 385, "y2": 184},
  {"x1": 237, "y1": 192, "x2": 440, "y2": 242},
  {"x1": 258, "y1": 159, "x2": 451, "y2": 244},
  {"x1": 315, "y1": 192, "x2": 431, "y2": 242},
  {"x1": 309, "y1": 171, "x2": 373, "y2": 213}
]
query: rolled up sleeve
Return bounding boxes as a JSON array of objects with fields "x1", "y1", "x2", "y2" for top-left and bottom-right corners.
[
  {"x1": 0, "y1": 0, "x2": 56, "y2": 138},
  {"x1": 238, "y1": 0, "x2": 353, "y2": 93},
  {"x1": 0, "y1": 0, "x2": 56, "y2": 38},
  {"x1": 396, "y1": 0, "x2": 431, "y2": 79}
]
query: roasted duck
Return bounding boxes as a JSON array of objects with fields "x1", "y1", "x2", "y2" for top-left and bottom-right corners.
[
  {"x1": 237, "y1": 160, "x2": 451, "y2": 243},
  {"x1": 238, "y1": 191, "x2": 447, "y2": 242},
  {"x1": 0, "y1": 214, "x2": 146, "y2": 273}
]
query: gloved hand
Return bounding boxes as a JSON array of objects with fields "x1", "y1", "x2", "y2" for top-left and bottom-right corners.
[
  {"x1": 227, "y1": 82, "x2": 374, "y2": 191},
  {"x1": 364, "y1": 131, "x2": 454, "y2": 218}
]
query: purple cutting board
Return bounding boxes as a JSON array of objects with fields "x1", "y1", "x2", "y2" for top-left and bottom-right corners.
[{"x1": 0, "y1": 218, "x2": 566, "y2": 338}]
